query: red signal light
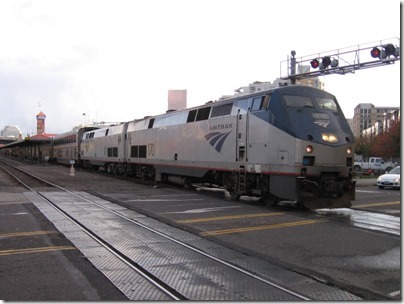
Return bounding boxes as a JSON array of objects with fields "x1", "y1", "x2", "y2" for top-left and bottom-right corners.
[
  {"x1": 371, "y1": 47, "x2": 381, "y2": 58},
  {"x1": 310, "y1": 59, "x2": 320, "y2": 69}
]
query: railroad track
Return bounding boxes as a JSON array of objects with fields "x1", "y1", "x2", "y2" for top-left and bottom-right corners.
[{"x1": 0, "y1": 160, "x2": 317, "y2": 301}]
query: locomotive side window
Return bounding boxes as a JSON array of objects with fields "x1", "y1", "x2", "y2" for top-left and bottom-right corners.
[
  {"x1": 139, "y1": 145, "x2": 147, "y2": 158},
  {"x1": 315, "y1": 97, "x2": 337, "y2": 111},
  {"x1": 148, "y1": 118, "x2": 155, "y2": 129},
  {"x1": 195, "y1": 106, "x2": 211, "y2": 121},
  {"x1": 236, "y1": 98, "x2": 250, "y2": 113},
  {"x1": 284, "y1": 95, "x2": 314, "y2": 107},
  {"x1": 107, "y1": 147, "x2": 118, "y2": 157},
  {"x1": 211, "y1": 103, "x2": 233, "y2": 118},
  {"x1": 251, "y1": 95, "x2": 270, "y2": 111},
  {"x1": 261, "y1": 94, "x2": 270, "y2": 109},
  {"x1": 251, "y1": 97, "x2": 263, "y2": 111},
  {"x1": 130, "y1": 145, "x2": 147, "y2": 158},
  {"x1": 131, "y1": 146, "x2": 139, "y2": 157},
  {"x1": 187, "y1": 110, "x2": 197, "y2": 123}
]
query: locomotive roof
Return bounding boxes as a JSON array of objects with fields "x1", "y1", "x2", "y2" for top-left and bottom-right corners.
[{"x1": 135, "y1": 85, "x2": 331, "y2": 122}]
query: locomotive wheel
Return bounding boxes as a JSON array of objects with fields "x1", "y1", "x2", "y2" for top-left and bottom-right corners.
[
  {"x1": 228, "y1": 189, "x2": 241, "y2": 200},
  {"x1": 261, "y1": 194, "x2": 279, "y2": 207},
  {"x1": 224, "y1": 173, "x2": 240, "y2": 200}
]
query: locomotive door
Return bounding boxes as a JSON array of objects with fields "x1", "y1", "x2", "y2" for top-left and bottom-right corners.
[{"x1": 236, "y1": 108, "x2": 248, "y2": 162}]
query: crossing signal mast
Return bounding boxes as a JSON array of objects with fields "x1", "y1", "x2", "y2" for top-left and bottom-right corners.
[{"x1": 281, "y1": 37, "x2": 400, "y2": 84}]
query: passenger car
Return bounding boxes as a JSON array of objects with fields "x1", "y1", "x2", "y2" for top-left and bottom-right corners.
[{"x1": 377, "y1": 166, "x2": 400, "y2": 189}]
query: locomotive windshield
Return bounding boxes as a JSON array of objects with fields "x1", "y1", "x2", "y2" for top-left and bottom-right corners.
[
  {"x1": 315, "y1": 97, "x2": 337, "y2": 111},
  {"x1": 268, "y1": 86, "x2": 354, "y2": 145},
  {"x1": 283, "y1": 95, "x2": 314, "y2": 108}
]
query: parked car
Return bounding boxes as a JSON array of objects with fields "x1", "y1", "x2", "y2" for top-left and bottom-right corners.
[
  {"x1": 354, "y1": 157, "x2": 395, "y2": 174},
  {"x1": 377, "y1": 166, "x2": 400, "y2": 189}
]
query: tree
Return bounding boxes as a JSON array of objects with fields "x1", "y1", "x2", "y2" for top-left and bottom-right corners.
[
  {"x1": 354, "y1": 136, "x2": 371, "y2": 157},
  {"x1": 369, "y1": 119, "x2": 400, "y2": 160}
]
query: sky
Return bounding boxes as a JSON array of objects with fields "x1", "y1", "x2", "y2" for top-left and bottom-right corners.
[{"x1": 0, "y1": 0, "x2": 401, "y2": 135}]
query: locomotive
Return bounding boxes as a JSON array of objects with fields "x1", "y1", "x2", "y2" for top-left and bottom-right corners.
[{"x1": 80, "y1": 85, "x2": 356, "y2": 209}]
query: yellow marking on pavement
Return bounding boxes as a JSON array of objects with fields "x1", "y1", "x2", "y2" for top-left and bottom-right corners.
[
  {"x1": 177, "y1": 212, "x2": 284, "y2": 224},
  {"x1": 201, "y1": 219, "x2": 325, "y2": 236},
  {"x1": 0, "y1": 246, "x2": 76, "y2": 256},
  {"x1": 356, "y1": 201, "x2": 400, "y2": 208},
  {"x1": 0, "y1": 230, "x2": 58, "y2": 238}
]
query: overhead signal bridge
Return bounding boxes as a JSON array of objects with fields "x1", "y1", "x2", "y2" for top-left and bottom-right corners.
[{"x1": 280, "y1": 37, "x2": 400, "y2": 83}]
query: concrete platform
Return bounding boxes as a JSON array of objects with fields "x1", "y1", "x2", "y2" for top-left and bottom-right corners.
[{"x1": 0, "y1": 175, "x2": 127, "y2": 300}]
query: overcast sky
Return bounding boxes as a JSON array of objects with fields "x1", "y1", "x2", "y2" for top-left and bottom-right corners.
[{"x1": 0, "y1": 0, "x2": 401, "y2": 135}]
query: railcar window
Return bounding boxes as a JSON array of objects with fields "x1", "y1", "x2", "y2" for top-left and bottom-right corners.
[
  {"x1": 195, "y1": 106, "x2": 211, "y2": 121},
  {"x1": 284, "y1": 95, "x2": 314, "y2": 107},
  {"x1": 315, "y1": 97, "x2": 337, "y2": 111},
  {"x1": 211, "y1": 103, "x2": 233, "y2": 118},
  {"x1": 187, "y1": 109, "x2": 197, "y2": 123}
]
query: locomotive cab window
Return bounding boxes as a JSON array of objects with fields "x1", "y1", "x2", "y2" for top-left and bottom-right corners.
[
  {"x1": 284, "y1": 95, "x2": 314, "y2": 108},
  {"x1": 315, "y1": 97, "x2": 337, "y2": 111},
  {"x1": 251, "y1": 95, "x2": 270, "y2": 111}
]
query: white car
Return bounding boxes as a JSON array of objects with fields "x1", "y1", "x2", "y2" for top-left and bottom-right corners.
[{"x1": 377, "y1": 166, "x2": 400, "y2": 189}]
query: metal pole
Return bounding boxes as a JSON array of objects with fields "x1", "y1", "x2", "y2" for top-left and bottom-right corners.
[{"x1": 290, "y1": 50, "x2": 296, "y2": 84}]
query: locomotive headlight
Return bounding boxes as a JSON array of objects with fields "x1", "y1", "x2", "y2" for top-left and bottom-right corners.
[
  {"x1": 321, "y1": 132, "x2": 339, "y2": 143},
  {"x1": 347, "y1": 147, "x2": 352, "y2": 154},
  {"x1": 305, "y1": 145, "x2": 313, "y2": 153}
]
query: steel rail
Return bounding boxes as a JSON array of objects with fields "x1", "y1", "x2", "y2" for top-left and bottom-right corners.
[
  {"x1": 0, "y1": 162, "x2": 184, "y2": 300},
  {"x1": 0, "y1": 160, "x2": 310, "y2": 300}
]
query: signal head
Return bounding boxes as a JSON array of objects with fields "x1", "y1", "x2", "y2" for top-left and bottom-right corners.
[
  {"x1": 384, "y1": 44, "x2": 396, "y2": 56},
  {"x1": 310, "y1": 59, "x2": 320, "y2": 69},
  {"x1": 394, "y1": 46, "x2": 400, "y2": 58},
  {"x1": 371, "y1": 47, "x2": 381, "y2": 58},
  {"x1": 330, "y1": 58, "x2": 339, "y2": 68},
  {"x1": 322, "y1": 56, "x2": 331, "y2": 68}
]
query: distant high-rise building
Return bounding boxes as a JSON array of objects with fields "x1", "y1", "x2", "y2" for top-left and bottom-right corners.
[
  {"x1": 36, "y1": 111, "x2": 46, "y2": 134},
  {"x1": 168, "y1": 90, "x2": 187, "y2": 111},
  {"x1": 1, "y1": 125, "x2": 21, "y2": 139},
  {"x1": 352, "y1": 104, "x2": 399, "y2": 138}
]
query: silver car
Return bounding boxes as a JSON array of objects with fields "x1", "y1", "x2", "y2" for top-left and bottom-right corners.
[{"x1": 377, "y1": 166, "x2": 400, "y2": 189}]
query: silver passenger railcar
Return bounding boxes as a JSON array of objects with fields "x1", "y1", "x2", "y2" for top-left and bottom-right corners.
[
  {"x1": 53, "y1": 127, "x2": 98, "y2": 165},
  {"x1": 80, "y1": 123, "x2": 128, "y2": 173}
]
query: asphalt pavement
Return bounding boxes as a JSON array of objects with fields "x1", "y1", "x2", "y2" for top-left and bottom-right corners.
[{"x1": 355, "y1": 177, "x2": 377, "y2": 187}]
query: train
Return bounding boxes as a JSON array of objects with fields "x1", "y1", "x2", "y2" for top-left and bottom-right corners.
[
  {"x1": 79, "y1": 85, "x2": 356, "y2": 209},
  {"x1": 2, "y1": 85, "x2": 356, "y2": 209}
]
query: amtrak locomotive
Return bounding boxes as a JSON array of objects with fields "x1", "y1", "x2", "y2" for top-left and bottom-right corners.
[{"x1": 80, "y1": 85, "x2": 356, "y2": 209}]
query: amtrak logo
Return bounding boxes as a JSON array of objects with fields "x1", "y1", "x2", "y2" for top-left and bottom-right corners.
[
  {"x1": 205, "y1": 131, "x2": 232, "y2": 152},
  {"x1": 312, "y1": 113, "x2": 330, "y2": 128},
  {"x1": 314, "y1": 120, "x2": 330, "y2": 128}
]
